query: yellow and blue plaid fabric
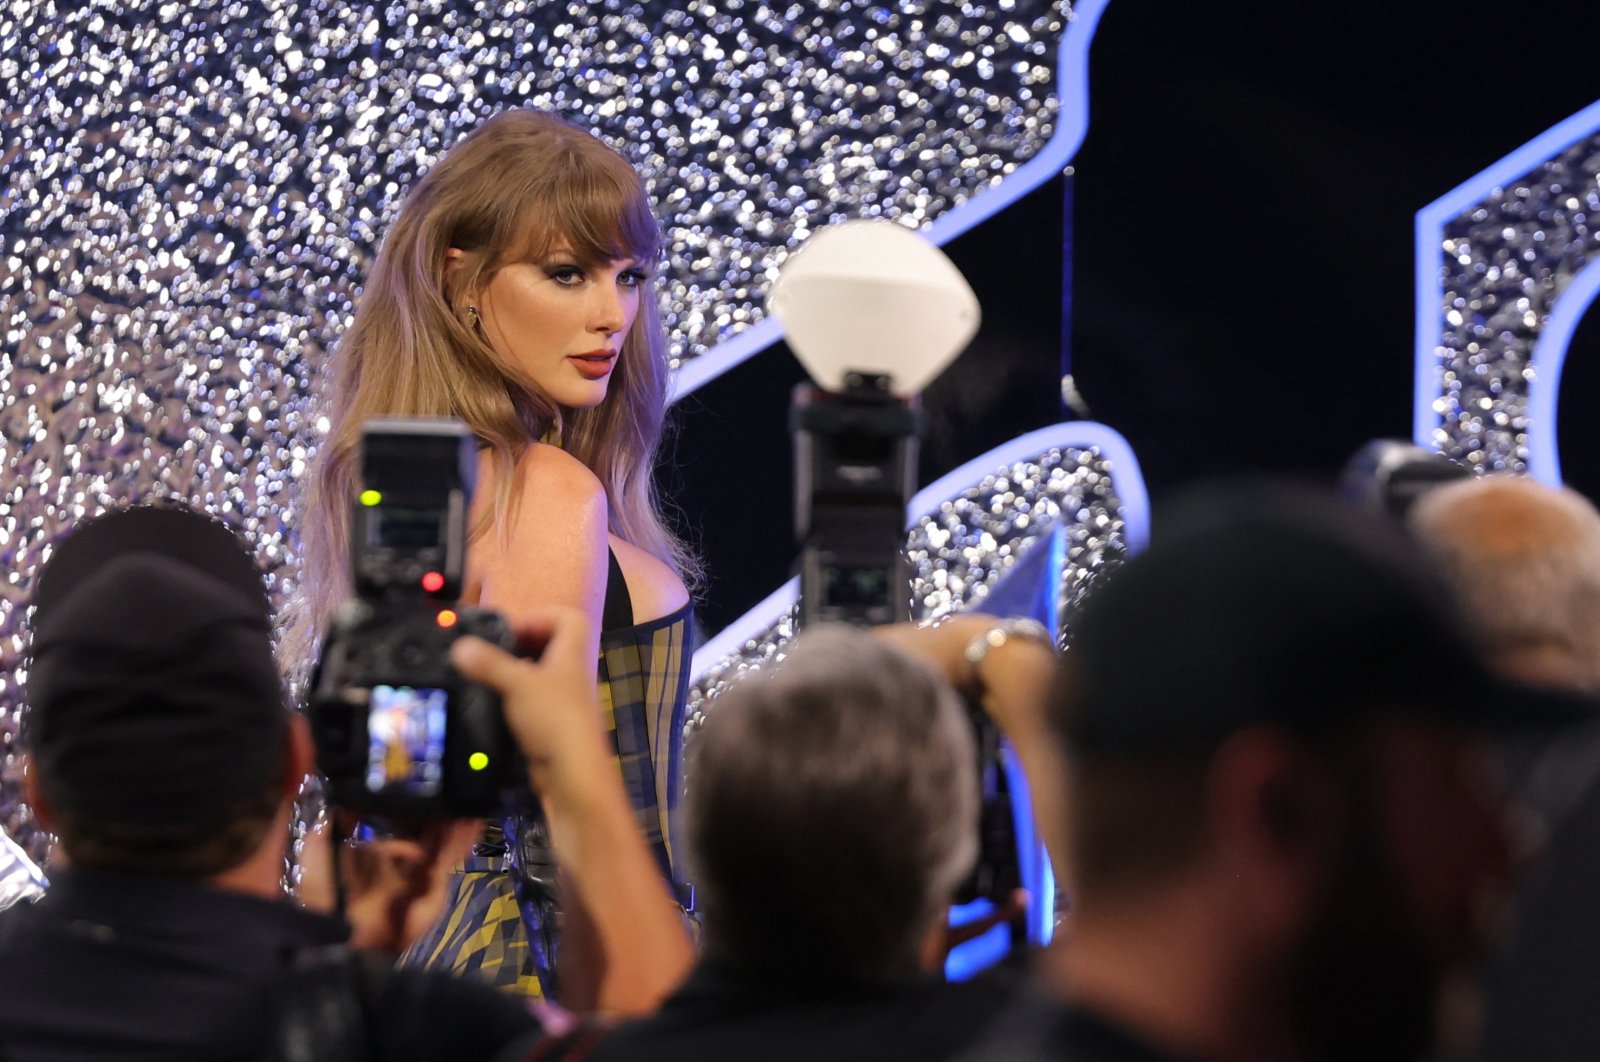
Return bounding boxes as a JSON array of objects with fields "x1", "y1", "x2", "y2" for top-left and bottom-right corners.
[
  {"x1": 596, "y1": 602, "x2": 694, "y2": 882},
  {"x1": 399, "y1": 602, "x2": 695, "y2": 998},
  {"x1": 397, "y1": 861, "x2": 547, "y2": 996}
]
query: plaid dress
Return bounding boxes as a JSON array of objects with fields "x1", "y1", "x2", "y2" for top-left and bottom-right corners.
[{"x1": 398, "y1": 593, "x2": 695, "y2": 998}]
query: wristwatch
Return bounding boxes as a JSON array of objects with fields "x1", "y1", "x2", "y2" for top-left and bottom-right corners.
[{"x1": 963, "y1": 617, "x2": 1054, "y2": 689}]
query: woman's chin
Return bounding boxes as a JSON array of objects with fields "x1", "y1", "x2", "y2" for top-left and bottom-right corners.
[{"x1": 550, "y1": 379, "x2": 611, "y2": 411}]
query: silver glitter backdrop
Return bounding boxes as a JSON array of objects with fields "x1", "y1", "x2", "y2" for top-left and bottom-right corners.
[
  {"x1": 0, "y1": 1, "x2": 1069, "y2": 859},
  {"x1": 684, "y1": 442, "x2": 1132, "y2": 740},
  {"x1": 1428, "y1": 133, "x2": 1600, "y2": 470}
]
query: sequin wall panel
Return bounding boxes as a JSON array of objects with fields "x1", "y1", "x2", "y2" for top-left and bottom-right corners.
[
  {"x1": 0, "y1": 1, "x2": 1069, "y2": 858},
  {"x1": 1427, "y1": 133, "x2": 1600, "y2": 471}
]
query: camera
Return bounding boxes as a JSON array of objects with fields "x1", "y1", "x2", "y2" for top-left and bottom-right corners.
[
  {"x1": 1340, "y1": 438, "x2": 1470, "y2": 519},
  {"x1": 774, "y1": 221, "x2": 1026, "y2": 932},
  {"x1": 791, "y1": 374, "x2": 1020, "y2": 911},
  {"x1": 308, "y1": 417, "x2": 521, "y2": 817},
  {"x1": 792, "y1": 373, "x2": 919, "y2": 628}
]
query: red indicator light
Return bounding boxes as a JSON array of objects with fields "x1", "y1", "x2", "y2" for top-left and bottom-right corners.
[
  {"x1": 437, "y1": 609, "x2": 459, "y2": 628},
  {"x1": 421, "y1": 571, "x2": 445, "y2": 593}
]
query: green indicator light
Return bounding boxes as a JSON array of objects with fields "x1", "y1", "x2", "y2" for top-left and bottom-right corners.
[
  {"x1": 468, "y1": 752, "x2": 490, "y2": 772},
  {"x1": 359, "y1": 489, "x2": 383, "y2": 506}
]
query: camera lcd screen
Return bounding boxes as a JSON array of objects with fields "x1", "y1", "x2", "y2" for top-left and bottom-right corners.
[
  {"x1": 368, "y1": 505, "x2": 446, "y2": 550},
  {"x1": 824, "y1": 562, "x2": 893, "y2": 608},
  {"x1": 365, "y1": 685, "x2": 449, "y2": 796}
]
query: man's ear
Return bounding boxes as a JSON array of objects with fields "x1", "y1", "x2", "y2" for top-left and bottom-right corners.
[
  {"x1": 21, "y1": 757, "x2": 55, "y2": 832},
  {"x1": 1206, "y1": 727, "x2": 1346, "y2": 935},
  {"x1": 1212, "y1": 728, "x2": 1342, "y2": 860}
]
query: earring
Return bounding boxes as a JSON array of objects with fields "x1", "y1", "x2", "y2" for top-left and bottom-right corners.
[{"x1": 465, "y1": 305, "x2": 481, "y2": 329}]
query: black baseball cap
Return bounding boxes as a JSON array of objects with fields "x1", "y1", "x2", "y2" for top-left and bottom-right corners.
[
  {"x1": 26, "y1": 505, "x2": 287, "y2": 829},
  {"x1": 1061, "y1": 481, "x2": 1597, "y2": 753}
]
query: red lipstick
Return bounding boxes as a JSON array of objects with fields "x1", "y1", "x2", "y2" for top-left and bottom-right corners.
[{"x1": 568, "y1": 349, "x2": 616, "y2": 380}]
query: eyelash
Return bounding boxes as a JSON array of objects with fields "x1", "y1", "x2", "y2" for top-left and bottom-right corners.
[{"x1": 546, "y1": 264, "x2": 649, "y2": 288}]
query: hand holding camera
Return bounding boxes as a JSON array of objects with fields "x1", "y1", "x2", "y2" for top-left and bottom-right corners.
[
  {"x1": 309, "y1": 419, "x2": 523, "y2": 818},
  {"x1": 448, "y1": 607, "x2": 616, "y2": 807},
  {"x1": 298, "y1": 812, "x2": 482, "y2": 955}
]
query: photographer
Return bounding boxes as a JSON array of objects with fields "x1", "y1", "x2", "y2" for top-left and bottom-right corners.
[
  {"x1": 965, "y1": 484, "x2": 1593, "y2": 1062},
  {"x1": 0, "y1": 504, "x2": 689, "y2": 1059},
  {"x1": 1407, "y1": 475, "x2": 1600, "y2": 1061},
  {"x1": 493, "y1": 614, "x2": 1060, "y2": 1062}
]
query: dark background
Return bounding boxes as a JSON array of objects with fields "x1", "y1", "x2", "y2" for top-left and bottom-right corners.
[{"x1": 670, "y1": 0, "x2": 1600, "y2": 638}]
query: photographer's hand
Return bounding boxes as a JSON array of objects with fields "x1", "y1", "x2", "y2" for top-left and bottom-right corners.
[
  {"x1": 450, "y1": 608, "x2": 695, "y2": 1015},
  {"x1": 450, "y1": 607, "x2": 617, "y2": 800},
  {"x1": 298, "y1": 809, "x2": 480, "y2": 955},
  {"x1": 874, "y1": 615, "x2": 1070, "y2": 886}
]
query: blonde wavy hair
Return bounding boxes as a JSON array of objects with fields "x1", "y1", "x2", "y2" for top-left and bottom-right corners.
[{"x1": 290, "y1": 109, "x2": 696, "y2": 670}]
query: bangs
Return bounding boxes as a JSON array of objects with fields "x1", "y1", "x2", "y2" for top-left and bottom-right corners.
[{"x1": 507, "y1": 155, "x2": 662, "y2": 268}]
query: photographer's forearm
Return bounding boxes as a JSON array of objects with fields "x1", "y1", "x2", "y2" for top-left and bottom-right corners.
[
  {"x1": 975, "y1": 641, "x2": 1071, "y2": 885},
  {"x1": 533, "y1": 741, "x2": 695, "y2": 1014},
  {"x1": 873, "y1": 619, "x2": 1072, "y2": 885}
]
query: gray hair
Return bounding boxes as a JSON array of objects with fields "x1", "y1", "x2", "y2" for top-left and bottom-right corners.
[
  {"x1": 685, "y1": 623, "x2": 979, "y2": 987},
  {"x1": 1408, "y1": 474, "x2": 1600, "y2": 691}
]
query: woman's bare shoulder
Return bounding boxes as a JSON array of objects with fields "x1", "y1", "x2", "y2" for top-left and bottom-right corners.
[
  {"x1": 509, "y1": 441, "x2": 606, "y2": 501},
  {"x1": 468, "y1": 443, "x2": 608, "y2": 624},
  {"x1": 472, "y1": 443, "x2": 607, "y2": 527}
]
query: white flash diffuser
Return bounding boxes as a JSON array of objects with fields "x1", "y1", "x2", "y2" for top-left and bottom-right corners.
[{"x1": 767, "y1": 219, "x2": 981, "y2": 396}]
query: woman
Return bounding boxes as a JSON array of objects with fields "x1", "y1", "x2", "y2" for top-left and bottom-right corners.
[{"x1": 298, "y1": 109, "x2": 698, "y2": 1009}]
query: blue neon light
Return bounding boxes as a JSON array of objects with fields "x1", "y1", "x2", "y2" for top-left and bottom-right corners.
[
  {"x1": 941, "y1": 522, "x2": 1065, "y2": 978},
  {"x1": 1527, "y1": 260, "x2": 1600, "y2": 485},
  {"x1": 668, "y1": 316, "x2": 786, "y2": 402},
  {"x1": 1412, "y1": 98, "x2": 1600, "y2": 450},
  {"x1": 1034, "y1": 520, "x2": 1067, "y2": 947},
  {"x1": 945, "y1": 897, "x2": 1015, "y2": 981},
  {"x1": 669, "y1": 0, "x2": 1112, "y2": 402}
]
